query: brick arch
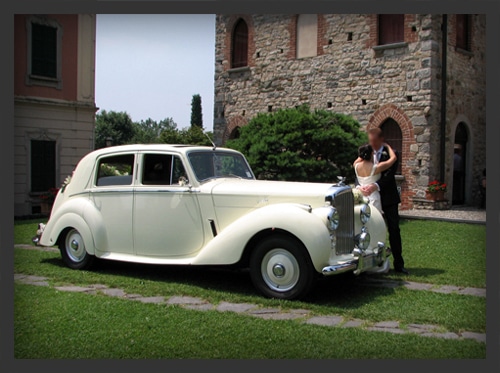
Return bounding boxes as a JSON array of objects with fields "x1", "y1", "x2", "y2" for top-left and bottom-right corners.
[
  {"x1": 222, "y1": 115, "x2": 248, "y2": 143},
  {"x1": 367, "y1": 104, "x2": 416, "y2": 209},
  {"x1": 223, "y1": 15, "x2": 255, "y2": 71}
]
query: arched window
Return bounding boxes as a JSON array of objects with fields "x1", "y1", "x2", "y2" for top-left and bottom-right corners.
[
  {"x1": 232, "y1": 19, "x2": 248, "y2": 68},
  {"x1": 296, "y1": 14, "x2": 318, "y2": 58},
  {"x1": 380, "y1": 118, "x2": 403, "y2": 175}
]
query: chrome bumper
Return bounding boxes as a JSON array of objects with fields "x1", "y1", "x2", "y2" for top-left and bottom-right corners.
[
  {"x1": 32, "y1": 223, "x2": 46, "y2": 246},
  {"x1": 322, "y1": 242, "x2": 391, "y2": 276}
]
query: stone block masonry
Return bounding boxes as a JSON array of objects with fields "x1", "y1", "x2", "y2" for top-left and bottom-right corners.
[{"x1": 214, "y1": 14, "x2": 486, "y2": 209}]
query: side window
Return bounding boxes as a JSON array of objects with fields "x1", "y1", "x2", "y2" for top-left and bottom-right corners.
[
  {"x1": 172, "y1": 156, "x2": 188, "y2": 185},
  {"x1": 96, "y1": 154, "x2": 134, "y2": 186},
  {"x1": 142, "y1": 154, "x2": 172, "y2": 185},
  {"x1": 142, "y1": 154, "x2": 188, "y2": 186}
]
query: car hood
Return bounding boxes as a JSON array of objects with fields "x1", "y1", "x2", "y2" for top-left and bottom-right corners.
[{"x1": 206, "y1": 179, "x2": 335, "y2": 209}]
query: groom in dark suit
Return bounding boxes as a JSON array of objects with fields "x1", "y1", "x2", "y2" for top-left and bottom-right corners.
[{"x1": 359, "y1": 128, "x2": 409, "y2": 275}]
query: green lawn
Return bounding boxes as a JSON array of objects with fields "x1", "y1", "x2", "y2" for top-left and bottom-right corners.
[
  {"x1": 13, "y1": 248, "x2": 486, "y2": 333},
  {"x1": 384, "y1": 219, "x2": 486, "y2": 288},
  {"x1": 14, "y1": 219, "x2": 42, "y2": 245},
  {"x1": 14, "y1": 284, "x2": 486, "y2": 359},
  {"x1": 13, "y1": 218, "x2": 487, "y2": 358}
]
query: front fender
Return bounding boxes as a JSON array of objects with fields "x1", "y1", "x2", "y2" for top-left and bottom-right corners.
[
  {"x1": 192, "y1": 203, "x2": 332, "y2": 272},
  {"x1": 40, "y1": 199, "x2": 96, "y2": 255}
]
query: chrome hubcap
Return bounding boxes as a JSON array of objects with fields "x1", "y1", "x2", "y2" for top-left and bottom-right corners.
[
  {"x1": 261, "y1": 248, "x2": 300, "y2": 292},
  {"x1": 272, "y1": 264, "x2": 286, "y2": 278},
  {"x1": 65, "y1": 229, "x2": 86, "y2": 263}
]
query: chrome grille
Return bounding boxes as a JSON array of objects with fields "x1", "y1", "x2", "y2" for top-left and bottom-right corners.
[{"x1": 333, "y1": 190, "x2": 355, "y2": 255}]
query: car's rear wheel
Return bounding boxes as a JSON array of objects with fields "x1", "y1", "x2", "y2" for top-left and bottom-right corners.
[
  {"x1": 250, "y1": 235, "x2": 315, "y2": 300},
  {"x1": 60, "y1": 228, "x2": 94, "y2": 269}
]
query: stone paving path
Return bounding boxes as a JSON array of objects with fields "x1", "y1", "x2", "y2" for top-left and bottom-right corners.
[
  {"x1": 361, "y1": 277, "x2": 486, "y2": 297},
  {"x1": 399, "y1": 206, "x2": 486, "y2": 224},
  {"x1": 14, "y1": 273, "x2": 486, "y2": 344}
]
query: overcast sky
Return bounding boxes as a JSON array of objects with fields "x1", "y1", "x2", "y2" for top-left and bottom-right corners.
[{"x1": 95, "y1": 14, "x2": 216, "y2": 131}]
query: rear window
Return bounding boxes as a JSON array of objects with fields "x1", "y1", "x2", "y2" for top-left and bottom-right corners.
[{"x1": 96, "y1": 154, "x2": 135, "y2": 186}]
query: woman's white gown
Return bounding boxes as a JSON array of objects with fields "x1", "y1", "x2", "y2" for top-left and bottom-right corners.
[{"x1": 355, "y1": 163, "x2": 383, "y2": 213}]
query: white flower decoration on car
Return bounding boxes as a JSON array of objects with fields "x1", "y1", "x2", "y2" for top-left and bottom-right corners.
[
  {"x1": 352, "y1": 187, "x2": 365, "y2": 205},
  {"x1": 61, "y1": 173, "x2": 73, "y2": 192}
]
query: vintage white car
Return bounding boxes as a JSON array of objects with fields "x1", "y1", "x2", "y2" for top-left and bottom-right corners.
[{"x1": 35, "y1": 144, "x2": 391, "y2": 299}]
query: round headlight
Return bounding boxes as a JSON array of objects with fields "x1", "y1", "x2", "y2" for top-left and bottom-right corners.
[
  {"x1": 327, "y1": 207, "x2": 340, "y2": 231},
  {"x1": 355, "y1": 229, "x2": 371, "y2": 250},
  {"x1": 360, "y1": 203, "x2": 371, "y2": 224}
]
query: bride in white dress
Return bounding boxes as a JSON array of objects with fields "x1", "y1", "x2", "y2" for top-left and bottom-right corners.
[{"x1": 353, "y1": 143, "x2": 397, "y2": 213}]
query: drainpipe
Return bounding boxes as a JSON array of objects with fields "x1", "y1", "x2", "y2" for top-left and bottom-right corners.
[{"x1": 439, "y1": 14, "x2": 447, "y2": 181}]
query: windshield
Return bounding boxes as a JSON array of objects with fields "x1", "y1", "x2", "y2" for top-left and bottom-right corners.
[{"x1": 188, "y1": 151, "x2": 255, "y2": 182}]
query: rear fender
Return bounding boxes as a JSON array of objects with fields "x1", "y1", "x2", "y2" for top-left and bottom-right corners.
[{"x1": 40, "y1": 211, "x2": 96, "y2": 255}]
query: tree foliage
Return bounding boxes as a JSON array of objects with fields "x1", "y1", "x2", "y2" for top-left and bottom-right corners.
[
  {"x1": 132, "y1": 117, "x2": 177, "y2": 144},
  {"x1": 190, "y1": 94, "x2": 203, "y2": 128},
  {"x1": 226, "y1": 105, "x2": 367, "y2": 183},
  {"x1": 160, "y1": 125, "x2": 213, "y2": 147},
  {"x1": 95, "y1": 110, "x2": 136, "y2": 149},
  {"x1": 95, "y1": 110, "x2": 213, "y2": 149}
]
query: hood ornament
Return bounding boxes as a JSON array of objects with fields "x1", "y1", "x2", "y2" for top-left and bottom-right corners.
[{"x1": 337, "y1": 176, "x2": 346, "y2": 186}]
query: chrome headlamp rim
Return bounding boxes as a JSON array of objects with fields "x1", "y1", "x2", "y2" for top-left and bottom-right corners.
[
  {"x1": 327, "y1": 207, "x2": 340, "y2": 231},
  {"x1": 360, "y1": 203, "x2": 371, "y2": 224},
  {"x1": 355, "y1": 230, "x2": 371, "y2": 250}
]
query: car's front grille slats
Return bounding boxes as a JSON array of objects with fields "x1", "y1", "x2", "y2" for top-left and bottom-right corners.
[{"x1": 334, "y1": 190, "x2": 354, "y2": 255}]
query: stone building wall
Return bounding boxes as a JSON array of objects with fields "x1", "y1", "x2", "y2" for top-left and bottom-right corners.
[
  {"x1": 444, "y1": 14, "x2": 486, "y2": 205},
  {"x1": 214, "y1": 14, "x2": 486, "y2": 209}
]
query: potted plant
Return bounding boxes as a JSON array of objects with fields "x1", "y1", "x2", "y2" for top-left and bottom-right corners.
[
  {"x1": 39, "y1": 187, "x2": 59, "y2": 215},
  {"x1": 426, "y1": 180, "x2": 447, "y2": 201}
]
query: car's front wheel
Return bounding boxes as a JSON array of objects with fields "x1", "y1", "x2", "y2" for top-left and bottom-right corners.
[
  {"x1": 250, "y1": 235, "x2": 315, "y2": 300},
  {"x1": 60, "y1": 228, "x2": 94, "y2": 269}
]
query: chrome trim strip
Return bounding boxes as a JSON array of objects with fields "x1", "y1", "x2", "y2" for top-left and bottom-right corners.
[
  {"x1": 89, "y1": 188, "x2": 199, "y2": 194},
  {"x1": 133, "y1": 188, "x2": 192, "y2": 193},
  {"x1": 68, "y1": 191, "x2": 91, "y2": 198},
  {"x1": 89, "y1": 189, "x2": 134, "y2": 194}
]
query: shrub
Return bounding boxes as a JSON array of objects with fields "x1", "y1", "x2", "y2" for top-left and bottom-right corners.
[{"x1": 226, "y1": 105, "x2": 367, "y2": 183}]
